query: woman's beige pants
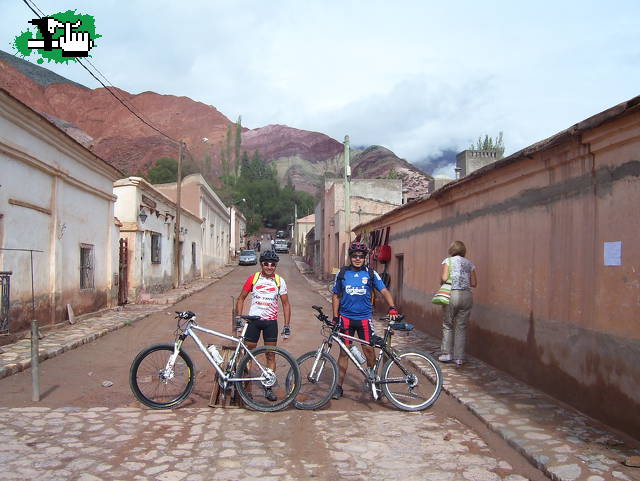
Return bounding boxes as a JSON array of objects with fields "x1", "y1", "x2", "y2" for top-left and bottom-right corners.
[{"x1": 441, "y1": 289, "x2": 473, "y2": 360}]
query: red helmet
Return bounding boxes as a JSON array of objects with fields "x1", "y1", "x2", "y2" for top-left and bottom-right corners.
[{"x1": 348, "y1": 241, "x2": 369, "y2": 255}]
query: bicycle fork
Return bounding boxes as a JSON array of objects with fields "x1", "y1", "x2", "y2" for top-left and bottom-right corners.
[
  {"x1": 308, "y1": 344, "x2": 330, "y2": 383},
  {"x1": 162, "y1": 339, "x2": 185, "y2": 381}
]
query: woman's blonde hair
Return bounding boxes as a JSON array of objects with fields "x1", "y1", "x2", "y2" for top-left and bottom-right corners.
[{"x1": 448, "y1": 240, "x2": 467, "y2": 257}]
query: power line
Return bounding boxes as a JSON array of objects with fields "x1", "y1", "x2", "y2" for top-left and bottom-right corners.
[{"x1": 21, "y1": 0, "x2": 181, "y2": 145}]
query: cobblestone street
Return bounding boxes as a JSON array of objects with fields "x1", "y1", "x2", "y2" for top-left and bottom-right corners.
[
  {"x1": 0, "y1": 407, "x2": 531, "y2": 481},
  {"x1": 0, "y1": 257, "x2": 638, "y2": 481}
]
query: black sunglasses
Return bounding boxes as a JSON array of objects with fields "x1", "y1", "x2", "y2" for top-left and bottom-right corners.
[
  {"x1": 262, "y1": 261, "x2": 277, "y2": 267},
  {"x1": 350, "y1": 254, "x2": 366, "y2": 259}
]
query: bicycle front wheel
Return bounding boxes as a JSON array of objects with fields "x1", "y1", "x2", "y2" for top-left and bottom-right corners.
[
  {"x1": 291, "y1": 350, "x2": 338, "y2": 410},
  {"x1": 235, "y1": 346, "x2": 300, "y2": 412},
  {"x1": 381, "y1": 349, "x2": 442, "y2": 411},
  {"x1": 129, "y1": 344, "x2": 195, "y2": 409}
]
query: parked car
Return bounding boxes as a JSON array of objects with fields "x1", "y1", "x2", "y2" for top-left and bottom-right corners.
[
  {"x1": 238, "y1": 249, "x2": 258, "y2": 265},
  {"x1": 274, "y1": 239, "x2": 289, "y2": 253}
]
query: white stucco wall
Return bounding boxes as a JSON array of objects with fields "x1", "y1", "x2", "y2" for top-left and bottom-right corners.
[
  {"x1": 154, "y1": 174, "x2": 230, "y2": 275},
  {"x1": 114, "y1": 177, "x2": 204, "y2": 298},
  {"x1": 0, "y1": 90, "x2": 121, "y2": 331}
]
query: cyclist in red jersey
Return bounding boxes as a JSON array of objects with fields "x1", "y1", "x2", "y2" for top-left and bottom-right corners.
[{"x1": 236, "y1": 250, "x2": 291, "y2": 401}]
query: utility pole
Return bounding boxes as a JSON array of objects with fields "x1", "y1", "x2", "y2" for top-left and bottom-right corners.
[
  {"x1": 343, "y1": 135, "x2": 351, "y2": 263},
  {"x1": 293, "y1": 202, "x2": 298, "y2": 255},
  {"x1": 174, "y1": 141, "x2": 183, "y2": 288}
]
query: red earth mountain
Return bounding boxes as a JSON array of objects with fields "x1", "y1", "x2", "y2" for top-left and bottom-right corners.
[
  {"x1": 241, "y1": 125, "x2": 432, "y2": 196},
  {"x1": 0, "y1": 50, "x2": 232, "y2": 176},
  {"x1": 0, "y1": 51, "x2": 432, "y2": 197}
]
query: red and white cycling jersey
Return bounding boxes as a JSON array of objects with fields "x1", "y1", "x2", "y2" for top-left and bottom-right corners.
[{"x1": 242, "y1": 273, "x2": 288, "y2": 320}]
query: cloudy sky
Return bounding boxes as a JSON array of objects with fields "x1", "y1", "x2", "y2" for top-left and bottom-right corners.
[{"x1": 2, "y1": 0, "x2": 640, "y2": 175}]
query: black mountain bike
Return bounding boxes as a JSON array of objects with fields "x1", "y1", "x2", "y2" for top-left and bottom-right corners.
[{"x1": 288, "y1": 305, "x2": 443, "y2": 411}]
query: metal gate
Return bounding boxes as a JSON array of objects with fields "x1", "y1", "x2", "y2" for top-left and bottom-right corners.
[
  {"x1": 118, "y1": 239, "x2": 128, "y2": 306},
  {"x1": 0, "y1": 271, "x2": 11, "y2": 332}
]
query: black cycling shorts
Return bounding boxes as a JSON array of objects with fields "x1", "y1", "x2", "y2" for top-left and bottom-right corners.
[
  {"x1": 339, "y1": 316, "x2": 375, "y2": 346},
  {"x1": 244, "y1": 318, "x2": 278, "y2": 343}
]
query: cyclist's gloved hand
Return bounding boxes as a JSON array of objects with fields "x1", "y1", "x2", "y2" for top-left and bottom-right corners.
[
  {"x1": 388, "y1": 306, "x2": 399, "y2": 321},
  {"x1": 234, "y1": 317, "x2": 244, "y2": 330},
  {"x1": 281, "y1": 325, "x2": 291, "y2": 338},
  {"x1": 332, "y1": 316, "x2": 340, "y2": 327}
]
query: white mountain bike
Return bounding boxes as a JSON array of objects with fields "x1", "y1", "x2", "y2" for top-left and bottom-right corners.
[{"x1": 129, "y1": 311, "x2": 300, "y2": 412}]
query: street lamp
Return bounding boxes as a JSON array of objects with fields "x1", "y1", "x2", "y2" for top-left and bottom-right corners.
[{"x1": 174, "y1": 137, "x2": 208, "y2": 287}]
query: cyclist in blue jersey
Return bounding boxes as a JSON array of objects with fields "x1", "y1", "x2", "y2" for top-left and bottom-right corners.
[{"x1": 331, "y1": 241, "x2": 400, "y2": 399}]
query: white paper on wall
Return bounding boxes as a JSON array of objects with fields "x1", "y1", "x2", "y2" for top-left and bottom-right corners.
[{"x1": 604, "y1": 241, "x2": 622, "y2": 266}]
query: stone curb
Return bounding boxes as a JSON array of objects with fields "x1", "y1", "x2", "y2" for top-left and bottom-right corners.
[
  {"x1": 0, "y1": 266, "x2": 235, "y2": 381},
  {"x1": 292, "y1": 257, "x2": 640, "y2": 481}
]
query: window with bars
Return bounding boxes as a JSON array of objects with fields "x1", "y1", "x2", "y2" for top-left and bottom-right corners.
[
  {"x1": 80, "y1": 244, "x2": 94, "y2": 289},
  {"x1": 151, "y1": 233, "x2": 161, "y2": 264}
]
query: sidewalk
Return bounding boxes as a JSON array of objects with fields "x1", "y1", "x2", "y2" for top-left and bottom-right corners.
[
  {"x1": 293, "y1": 256, "x2": 640, "y2": 481},
  {"x1": 0, "y1": 265, "x2": 235, "y2": 380}
]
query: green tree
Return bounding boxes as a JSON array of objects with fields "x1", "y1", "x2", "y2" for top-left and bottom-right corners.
[
  {"x1": 470, "y1": 132, "x2": 505, "y2": 158},
  {"x1": 147, "y1": 157, "x2": 178, "y2": 183},
  {"x1": 218, "y1": 150, "x2": 316, "y2": 234},
  {"x1": 387, "y1": 168, "x2": 399, "y2": 179},
  {"x1": 235, "y1": 116, "x2": 242, "y2": 176},
  {"x1": 146, "y1": 157, "x2": 198, "y2": 184},
  {"x1": 223, "y1": 124, "x2": 233, "y2": 178}
]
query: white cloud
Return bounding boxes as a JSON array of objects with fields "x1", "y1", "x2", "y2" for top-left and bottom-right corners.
[{"x1": 2, "y1": 0, "x2": 639, "y2": 172}]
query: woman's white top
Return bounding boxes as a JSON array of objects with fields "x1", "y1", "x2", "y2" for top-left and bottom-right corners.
[{"x1": 442, "y1": 256, "x2": 475, "y2": 290}]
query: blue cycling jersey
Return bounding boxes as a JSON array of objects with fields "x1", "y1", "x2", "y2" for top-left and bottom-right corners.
[{"x1": 333, "y1": 266, "x2": 386, "y2": 320}]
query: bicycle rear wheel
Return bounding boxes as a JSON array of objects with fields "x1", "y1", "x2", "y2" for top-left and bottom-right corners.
[
  {"x1": 235, "y1": 346, "x2": 300, "y2": 412},
  {"x1": 129, "y1": 344, "x2": 195, "y2": 409},
  {"x1": 290, "y1": 350, "x2": 338, "y2": 410},
  {"x1": 381, "y1": 349, "x2": 442, "y2": 411}
]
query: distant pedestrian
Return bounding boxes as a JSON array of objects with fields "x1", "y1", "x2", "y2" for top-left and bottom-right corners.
[
  {"x1": 438, "y1": 240, "x2": 477, "y2": 367},
  {"x1": 256, "y1": 241, "x2": 261, "y2": 252},
  {"x1": 270, "y1": 239, "x2": 275, "y2": 251}
]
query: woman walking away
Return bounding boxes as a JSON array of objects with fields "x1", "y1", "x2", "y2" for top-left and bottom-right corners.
[{"x1": 439, "y1": 240, "x2": 477, "y2": 367}]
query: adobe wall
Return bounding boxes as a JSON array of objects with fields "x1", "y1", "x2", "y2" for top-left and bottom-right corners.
[{"x1": 358, "y1": 108, "x2": 640, "y2": 438}]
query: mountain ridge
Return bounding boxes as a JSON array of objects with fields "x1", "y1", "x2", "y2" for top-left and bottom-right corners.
[{"x1": 1, "y1": 50, "x2": 432, "y2": 198}]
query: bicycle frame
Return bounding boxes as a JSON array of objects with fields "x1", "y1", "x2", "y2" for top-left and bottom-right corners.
[
  {"x1": 310, "y1": 320, "x2": 414, "y2": 390},
  {"x1": 327, "y1": 332, "x2": 382, "y2": 380},
  {"x1": 170, "y1": 321, "x2": 270, "y2": 384}
]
